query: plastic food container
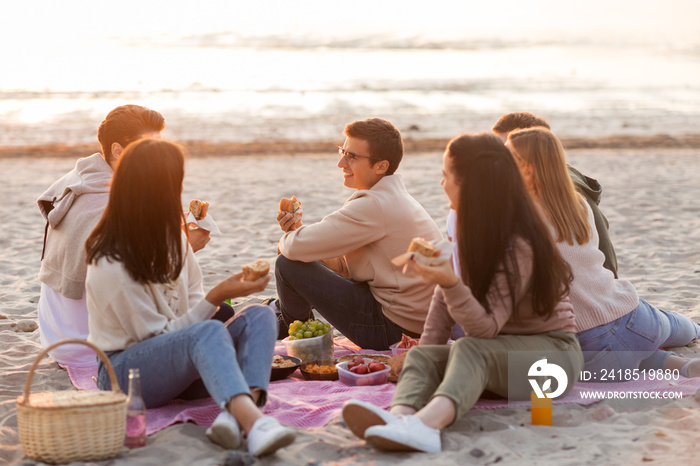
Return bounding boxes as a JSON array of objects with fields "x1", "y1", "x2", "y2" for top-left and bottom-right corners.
[
  {"x1": 283, "y1": 331, "x2": 334, "y2": 363},
  {"x1": 389, "y1": 342, "x2": 412, "y2": 357},
  {"x1": 336, "y1": 358, "x2": 391, "y2": 386}
]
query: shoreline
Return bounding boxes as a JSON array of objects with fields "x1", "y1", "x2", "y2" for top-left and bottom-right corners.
[{"x1": 2, "y1": 133, "x2": 700, "y2": 159}]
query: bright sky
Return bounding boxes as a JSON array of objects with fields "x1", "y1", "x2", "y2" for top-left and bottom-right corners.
[{"x1": 1, "y1": 0, "x2": 698, "y2": 49}]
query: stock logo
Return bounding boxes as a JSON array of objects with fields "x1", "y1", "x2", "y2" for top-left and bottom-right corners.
[{"x1": 528, "y1": 358, "x2": 568, "y2": 399}]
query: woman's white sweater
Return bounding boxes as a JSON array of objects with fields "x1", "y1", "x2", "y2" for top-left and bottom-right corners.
[{"x1": 547, "y1": 202, "x2": 639, "y2": 332}]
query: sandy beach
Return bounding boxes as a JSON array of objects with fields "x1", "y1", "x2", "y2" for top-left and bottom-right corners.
[{"x1": 2, "y1": 147, "x2": 700, "y2": 465}]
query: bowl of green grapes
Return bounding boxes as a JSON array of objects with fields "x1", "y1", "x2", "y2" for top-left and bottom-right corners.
[{"x1": 283, "y1": 319, "x2": 334, "y2": 363}]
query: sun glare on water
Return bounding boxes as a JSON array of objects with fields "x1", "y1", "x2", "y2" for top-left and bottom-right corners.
[{"x1": 0, "y1": 0, "x2": 698, "y2": 145}]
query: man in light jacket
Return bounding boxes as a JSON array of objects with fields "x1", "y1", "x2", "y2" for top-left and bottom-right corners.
[
  {"x1": 37, "y1": 105, "x2": 169, "y2": 367},
  {"x1": 275, "y1": 118, "x2": 442, "y2": 350}
]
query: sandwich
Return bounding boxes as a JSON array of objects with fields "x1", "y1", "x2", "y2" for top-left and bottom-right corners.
[
  {"x1": 189, "y1": 199, "x2": 209, "y2": 221},
  {"x1": 391, "y1": 237, "x2": 450, "y2": 269},
  {"x1": 241, "y1": 259, "x2": 270, "y2": 281},
  {"x1": 279, "y1": 196, "x2": 301, "y2": 214},
  {"x1": 407, "y1": 237, "x2": 440, "y2": 258},
  {"x1": 387, "y1": 352, "x2": 407, "y2": 383}
]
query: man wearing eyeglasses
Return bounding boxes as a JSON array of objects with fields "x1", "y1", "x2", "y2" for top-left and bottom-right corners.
[{"x1": 274, "y1": 118, "x2": 443, "y2": 350}]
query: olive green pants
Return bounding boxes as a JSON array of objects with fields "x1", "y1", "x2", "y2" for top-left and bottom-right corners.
[{"x1": 392, "y1": 331, "x2": 583, "y2": 421}]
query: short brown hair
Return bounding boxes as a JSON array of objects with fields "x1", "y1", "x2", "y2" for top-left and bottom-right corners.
[
  {"x1": 343, "y1": 118, "x2": 403, "y2": 175},
  {"x1": 492, "y1": 112, "x2": 550, "y2": 135},
  {"x1": 97, "y1": 105, "x2": 165, "y2": 165},
  {"x1": 86, "y1": 138, "x2": 186, "y2": 284}
]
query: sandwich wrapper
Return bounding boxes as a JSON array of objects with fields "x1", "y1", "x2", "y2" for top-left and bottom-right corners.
[
  {"x1": 186, "y1": 212, "x2": 221, "y2": 234},
  {"x1": 391, "y1": 240, "x2": 455, "y2": 268}
]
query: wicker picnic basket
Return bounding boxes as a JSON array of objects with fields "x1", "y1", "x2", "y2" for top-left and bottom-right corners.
[{"x1": 16, "y1": 338, "x2": 127, "y2": 464}]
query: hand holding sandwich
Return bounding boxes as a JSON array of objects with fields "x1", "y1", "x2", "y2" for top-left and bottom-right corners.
[
  {"x1": 400, "y1": 238, "x2": 458, "y2": 287},
  {"x1": 184, "y1": 199, "x2": 218, "y2": 252},
  {"x1": 406, "y1": 257, "x2": 459, "y2": 288},
  {"x1": 277, "y1": 211, "x2": 302, "y2": 232},
  {"x1": 277, "y1": 196, "x2": 303, "y2": 232},
  {"x1": 205, "y1": 272, "x2": 271, "y2": 306},
  {"x1": 187, "y1": 228, "x2": 211, "y2": 253}
]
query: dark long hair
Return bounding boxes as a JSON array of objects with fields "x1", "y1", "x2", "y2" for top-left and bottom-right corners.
[
  {"x1": 86, "y1": 138, "x2": 186, "y2": 284},
  {"x1": 447, "y1": 132, "x2": 571, "y2": 318}
]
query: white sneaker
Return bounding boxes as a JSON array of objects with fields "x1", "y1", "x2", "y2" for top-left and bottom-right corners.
[
  {"x1": 342, "y1": 399, "x2": 397, "y2": 439},
  {"x1": 365, "y1": 415, "x2": 441, "y2": 453},
  {"x1": 246, "y1": 416, "x2": 296, "y2": 457},
  {"x1": 206, "y1": 411, "x2": 241, "y2": 449}
]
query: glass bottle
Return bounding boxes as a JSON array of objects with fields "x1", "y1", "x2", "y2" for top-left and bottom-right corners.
[
  {"x1": 531, "y1": 390, "x2": 552, "y2": 426},
  {"x1": 124, "y1": 368, "x2": 147, "y2": 448}
]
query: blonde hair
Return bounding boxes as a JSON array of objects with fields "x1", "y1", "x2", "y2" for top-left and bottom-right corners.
[{"x1": 507, "y1": 127, "x2": 590, "y2": 245}]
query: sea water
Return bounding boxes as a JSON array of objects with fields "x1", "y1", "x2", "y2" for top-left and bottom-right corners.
[{"x1": 1, "y1": 0, "x2": 699, "y2": 148}]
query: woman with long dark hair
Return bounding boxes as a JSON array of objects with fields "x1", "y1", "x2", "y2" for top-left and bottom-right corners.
[
  {"x1": 507, "y1": 126, "x2": 700, "y2": 378},
  {"x1": 342, "y1": 133, "x2": 583, "y2": 453},
  {"x1": 85, "y1": 138, "x2": 296, "y2": 457}
]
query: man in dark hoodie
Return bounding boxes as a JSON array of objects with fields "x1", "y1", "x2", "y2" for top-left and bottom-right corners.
[
  {"x1": 492, "y1": 112, "x2": 618, "y2": 278},
  {"x1": 36, "y1": 105, "x2": 170, "y2": 367}
]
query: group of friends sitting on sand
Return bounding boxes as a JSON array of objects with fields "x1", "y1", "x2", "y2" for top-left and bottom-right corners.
[{"x1": 35, "y1": 105, "x2": 700, "y2": 456}]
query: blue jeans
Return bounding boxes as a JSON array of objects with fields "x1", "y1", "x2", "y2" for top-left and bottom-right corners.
[
  {"x1": 97, "y1": 304, "x2": 277, "y2": 409},
  {"x1": 577, "y1": 298, "x2": 700, "y2": 373},
  {"x1": 275, "y1": 255, "x2": 408, "y2": 350}
]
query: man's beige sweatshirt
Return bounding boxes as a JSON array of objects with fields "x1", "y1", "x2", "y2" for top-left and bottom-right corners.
[{"x1": 278, "y1": 174, "x2": 443, "y2": 335}]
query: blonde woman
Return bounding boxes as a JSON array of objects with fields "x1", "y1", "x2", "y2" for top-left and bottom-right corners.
[{"x1": 507, "y1": 127, "x2": 700, "y2": 378}]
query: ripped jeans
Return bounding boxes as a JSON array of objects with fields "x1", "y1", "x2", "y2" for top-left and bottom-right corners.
[{"x1": 97, "y1": 304, "x2": 277, "y2": 408}]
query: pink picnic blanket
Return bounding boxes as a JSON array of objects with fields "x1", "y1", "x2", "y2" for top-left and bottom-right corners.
[
  {"x1": 65, "y1": 337, "x2": 395, "y2": 434},
  {"x1": 65, "y1": 337, "x2": 700, "y2": 434}
]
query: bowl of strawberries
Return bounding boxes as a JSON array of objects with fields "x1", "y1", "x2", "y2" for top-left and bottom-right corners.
[
  {"x1": 389, "y1": 333, "x2": 419, "y2": 357},
  {"x1": 336, "y1": 356, "x2": 391, "y2": 386}
]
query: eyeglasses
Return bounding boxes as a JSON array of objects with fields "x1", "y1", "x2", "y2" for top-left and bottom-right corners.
[{"x1": 338, "y1": 146, "x2": 374, "y2": 163}]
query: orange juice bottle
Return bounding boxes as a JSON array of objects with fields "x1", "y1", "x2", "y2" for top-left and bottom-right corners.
[{"x1": 531, "y1": 391, "x2": 552, "y2": 426}]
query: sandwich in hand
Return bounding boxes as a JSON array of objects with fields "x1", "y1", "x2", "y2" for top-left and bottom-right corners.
[
  {"x1": 241, "y1": 259, "x2": 270, "y2": 281},
  {"x1": 391, "y1": 237, "x2": 452, "y2": 269},
  {"x1": 279, "y1": 196, "x2": 302, "y2": 215},
  {"x1": 407, "y1": 237, "x2": 441, "y2": 258},
  {"x1": 189, "y1": 199, "x2": 210, "y2": 221}
]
